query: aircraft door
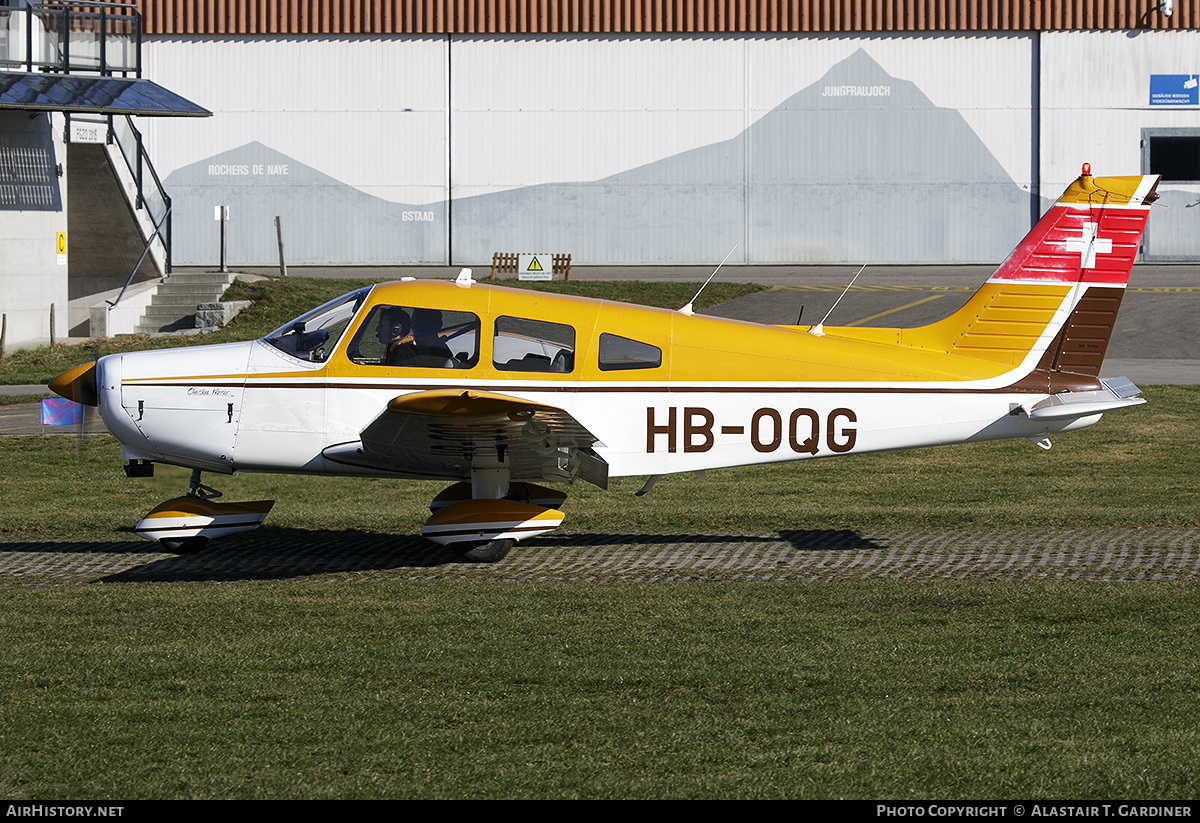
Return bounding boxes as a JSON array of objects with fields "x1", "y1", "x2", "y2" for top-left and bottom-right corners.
[{"x1": 233, "y1": 288, "x2": 371, "y2": 472}]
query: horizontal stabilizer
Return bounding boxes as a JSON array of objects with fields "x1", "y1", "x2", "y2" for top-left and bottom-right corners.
[{"x1": 1026, "y1": 377, "x2": 1146, "y2": 420}]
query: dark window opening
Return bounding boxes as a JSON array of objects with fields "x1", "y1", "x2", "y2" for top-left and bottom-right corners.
[
  {"x1": 1149, "y1": 136, "x2": 1200, "y2": 182},
  {"x1": 598, "y1": 333, "x2": 662, "y2": 371},
  {"x1": 347, "y1": 305, "x2": 480, "y2": 369}
]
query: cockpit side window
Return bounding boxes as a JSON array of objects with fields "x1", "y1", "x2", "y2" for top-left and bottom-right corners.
[
  {"x1": 493, "y1": 316, "x2": 575, "y2": 373},
  {"x1": 263, "y1": 287, "x2": 369, "y2": 362},
  {"x1": 346, "y1": 305, "x2": 480, "y2": 369},
  {"x1": 598, "y1": 333, "x2": 662, "y2": 371}
]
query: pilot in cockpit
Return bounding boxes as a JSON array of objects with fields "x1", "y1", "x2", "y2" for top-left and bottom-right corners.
[{"x1": 376, "y1": 306, "x2": 412, "y2": 365}]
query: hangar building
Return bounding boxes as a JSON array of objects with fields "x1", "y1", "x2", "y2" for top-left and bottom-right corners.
[{"x1": 2, "y1": 1, "x2": 1198, "y2": 346}]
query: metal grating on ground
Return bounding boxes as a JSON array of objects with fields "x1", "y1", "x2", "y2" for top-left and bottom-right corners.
[{"x1": 2, "y1": 527, "x2": 1199, "y2": 585}]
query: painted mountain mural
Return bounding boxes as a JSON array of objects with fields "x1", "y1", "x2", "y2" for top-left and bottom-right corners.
[{"x1": 166, "y1": 49, "x2": 1030, "y2": 266}]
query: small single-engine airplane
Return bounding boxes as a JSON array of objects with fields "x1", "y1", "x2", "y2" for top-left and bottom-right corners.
[{"x1": 51, "y1": 166, "x2": 1158, "y2": 561}]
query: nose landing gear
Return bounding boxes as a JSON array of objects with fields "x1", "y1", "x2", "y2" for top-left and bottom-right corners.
[{"x1": 134, "y1": 469, "x2": 275, "y2": 554}]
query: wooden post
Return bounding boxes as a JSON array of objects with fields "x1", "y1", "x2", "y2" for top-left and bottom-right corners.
[
  {"x1": 1, "y1": 313, "x2": 6, "y2": 359},
  {"x1": 274, "y1": 215, "x2": 287, "y2": 277},
  {"x1": 49, "y1": 303, "x2": 55, "y2": 346}
]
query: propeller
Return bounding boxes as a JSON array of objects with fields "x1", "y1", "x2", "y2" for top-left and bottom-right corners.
[
  {"x1": 47, "y1": 359, "x2": 99, "y2": 407},
  {"x1": 80, "y1": 338, "x2": 101, "y2": 460},
  {"x1": 47, "y1": 342, "x2": 102, "y2": 461}
]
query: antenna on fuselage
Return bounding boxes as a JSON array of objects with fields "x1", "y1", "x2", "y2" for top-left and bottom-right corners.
[
  {"x1": 680, "y1": 245, "x2": 739, "y2": 316},
  {"x1": 808, "y1": 264, "x2": 866, "y2": 337}
]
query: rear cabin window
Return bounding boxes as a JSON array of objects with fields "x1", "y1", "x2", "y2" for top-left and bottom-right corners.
[
  {"x1": 598, "y1": 333, "x2": 662, "y2": 371},
  {"x1": 346, "y1": 305, "x2": 480, "y2": 369},
  {"x1": 493, "y1": 316, "x2": 575, "y2": 373}
]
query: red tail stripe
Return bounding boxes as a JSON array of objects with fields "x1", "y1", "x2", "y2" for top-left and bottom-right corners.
[{"x1": 991, "y1": 204, "x2": 1148, "y2": 286}]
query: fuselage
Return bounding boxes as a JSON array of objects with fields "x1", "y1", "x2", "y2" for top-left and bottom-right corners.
[{"x1": 94, "y1": 277, "x2": 1102, "y2": 482}]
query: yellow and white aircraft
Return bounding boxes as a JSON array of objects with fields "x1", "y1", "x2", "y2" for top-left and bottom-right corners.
[{"x1": 51, "y1": 166, "x2": 1159, "y2": 561}]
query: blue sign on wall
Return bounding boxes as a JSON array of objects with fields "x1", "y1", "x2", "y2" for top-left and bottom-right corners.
[{"x1": 1150, "y1": 75, "x2": 1199, "y2": 106}]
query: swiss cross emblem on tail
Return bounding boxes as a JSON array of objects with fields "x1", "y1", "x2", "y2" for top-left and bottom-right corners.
[{"x1": 1059, "y1": 222, "x2": 1113, "y2": 269}]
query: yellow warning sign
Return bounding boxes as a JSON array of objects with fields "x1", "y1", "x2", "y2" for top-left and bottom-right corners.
[{"x1": 518, "y1": 253, "x2": 552, "y2": 281}]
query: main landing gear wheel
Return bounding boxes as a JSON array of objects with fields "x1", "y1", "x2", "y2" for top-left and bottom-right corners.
[
  {"x1": 451, "y1": 538, "x2": 514, "y2": 563},
  {"x1": 159, "y1": 536, "x2": 210, "y2": 554}
]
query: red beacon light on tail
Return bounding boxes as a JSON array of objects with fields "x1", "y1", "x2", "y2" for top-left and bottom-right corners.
[{"x1": 1082, "y1": 162, "x2": 1091, "y2": 177}]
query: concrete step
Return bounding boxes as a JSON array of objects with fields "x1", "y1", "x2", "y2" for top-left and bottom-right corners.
[
  {"x1": 163, "y1": 273, "x2": 238, "y2": 285},
  {"x1": 150, "y1": 291, "x2": 229, "y2": 305},
  {"x1": 134, "y1": 271, "x2": 237, "y2": 332},
  {"x1": 141, "y1": 308, "x2": 207, "y2": 323},
  {"x1": 142, "y1": 304, "x2": 199, "y2": 317},
  {"x1": 156, "y1": 287, "x2": 228, "y2": 301},
  {"x1": 135, "y1": 320, "x2": 195, "y2": 334}
]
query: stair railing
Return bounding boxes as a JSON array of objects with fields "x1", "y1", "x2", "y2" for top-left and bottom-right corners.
[
  {"x1": 108, "y1": 113, "x2": 172, "y2": 274},
  {"x1": 109, "y1": 202, "x2": 171, "y2": 309}
]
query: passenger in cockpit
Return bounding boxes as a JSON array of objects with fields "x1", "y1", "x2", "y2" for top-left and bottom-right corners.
[{"x1": 392, "y1": 308, "x2": 455, "y2": 368}]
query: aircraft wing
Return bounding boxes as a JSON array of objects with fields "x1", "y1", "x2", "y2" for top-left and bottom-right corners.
[{"x1": 323, "y1": 389, "x2": 609, "y2": 489}]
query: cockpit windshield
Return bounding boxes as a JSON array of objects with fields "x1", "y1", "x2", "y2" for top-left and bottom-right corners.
[{"x1": 262, "y1": 287, "x2": 371, "y2": 362}]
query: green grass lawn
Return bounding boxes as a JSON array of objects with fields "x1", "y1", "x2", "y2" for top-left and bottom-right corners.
[
  {"x1": 2, "y1": 581, "x2": 1199, "y2": 799},
  {"x1": 1, "y1": 388, "x2": 1197, "y2": 798}
]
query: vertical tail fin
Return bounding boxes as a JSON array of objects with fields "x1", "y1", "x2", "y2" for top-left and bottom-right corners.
[{"x1": 915, "y1": 167, "x2": 1159, "y2": 386}]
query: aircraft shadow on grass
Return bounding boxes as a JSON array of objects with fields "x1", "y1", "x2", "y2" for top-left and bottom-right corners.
[{"x1": 0, "y1": 529, "x2": 886, "y2": 583}]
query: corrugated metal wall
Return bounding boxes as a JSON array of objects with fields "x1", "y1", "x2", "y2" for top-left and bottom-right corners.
[
  {"x1": 144, "y1": 32, "x2": 1048, "y2": 266},
  {"x1": 135, "y1": 10, "x2": 1200, "y2": 266},
  {"x1": 143, "y1": 35, "x2": 451, "y2": 265},
  {"x1": 446, "y1": 34, "x2": 1036, "y2": 266},
  {"x1": 138, "y1": 0, "x2": 1196, "y2": 34},
  {"x1": 1042, "y1": 30, "x2": 1200, "y2": 261}
]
